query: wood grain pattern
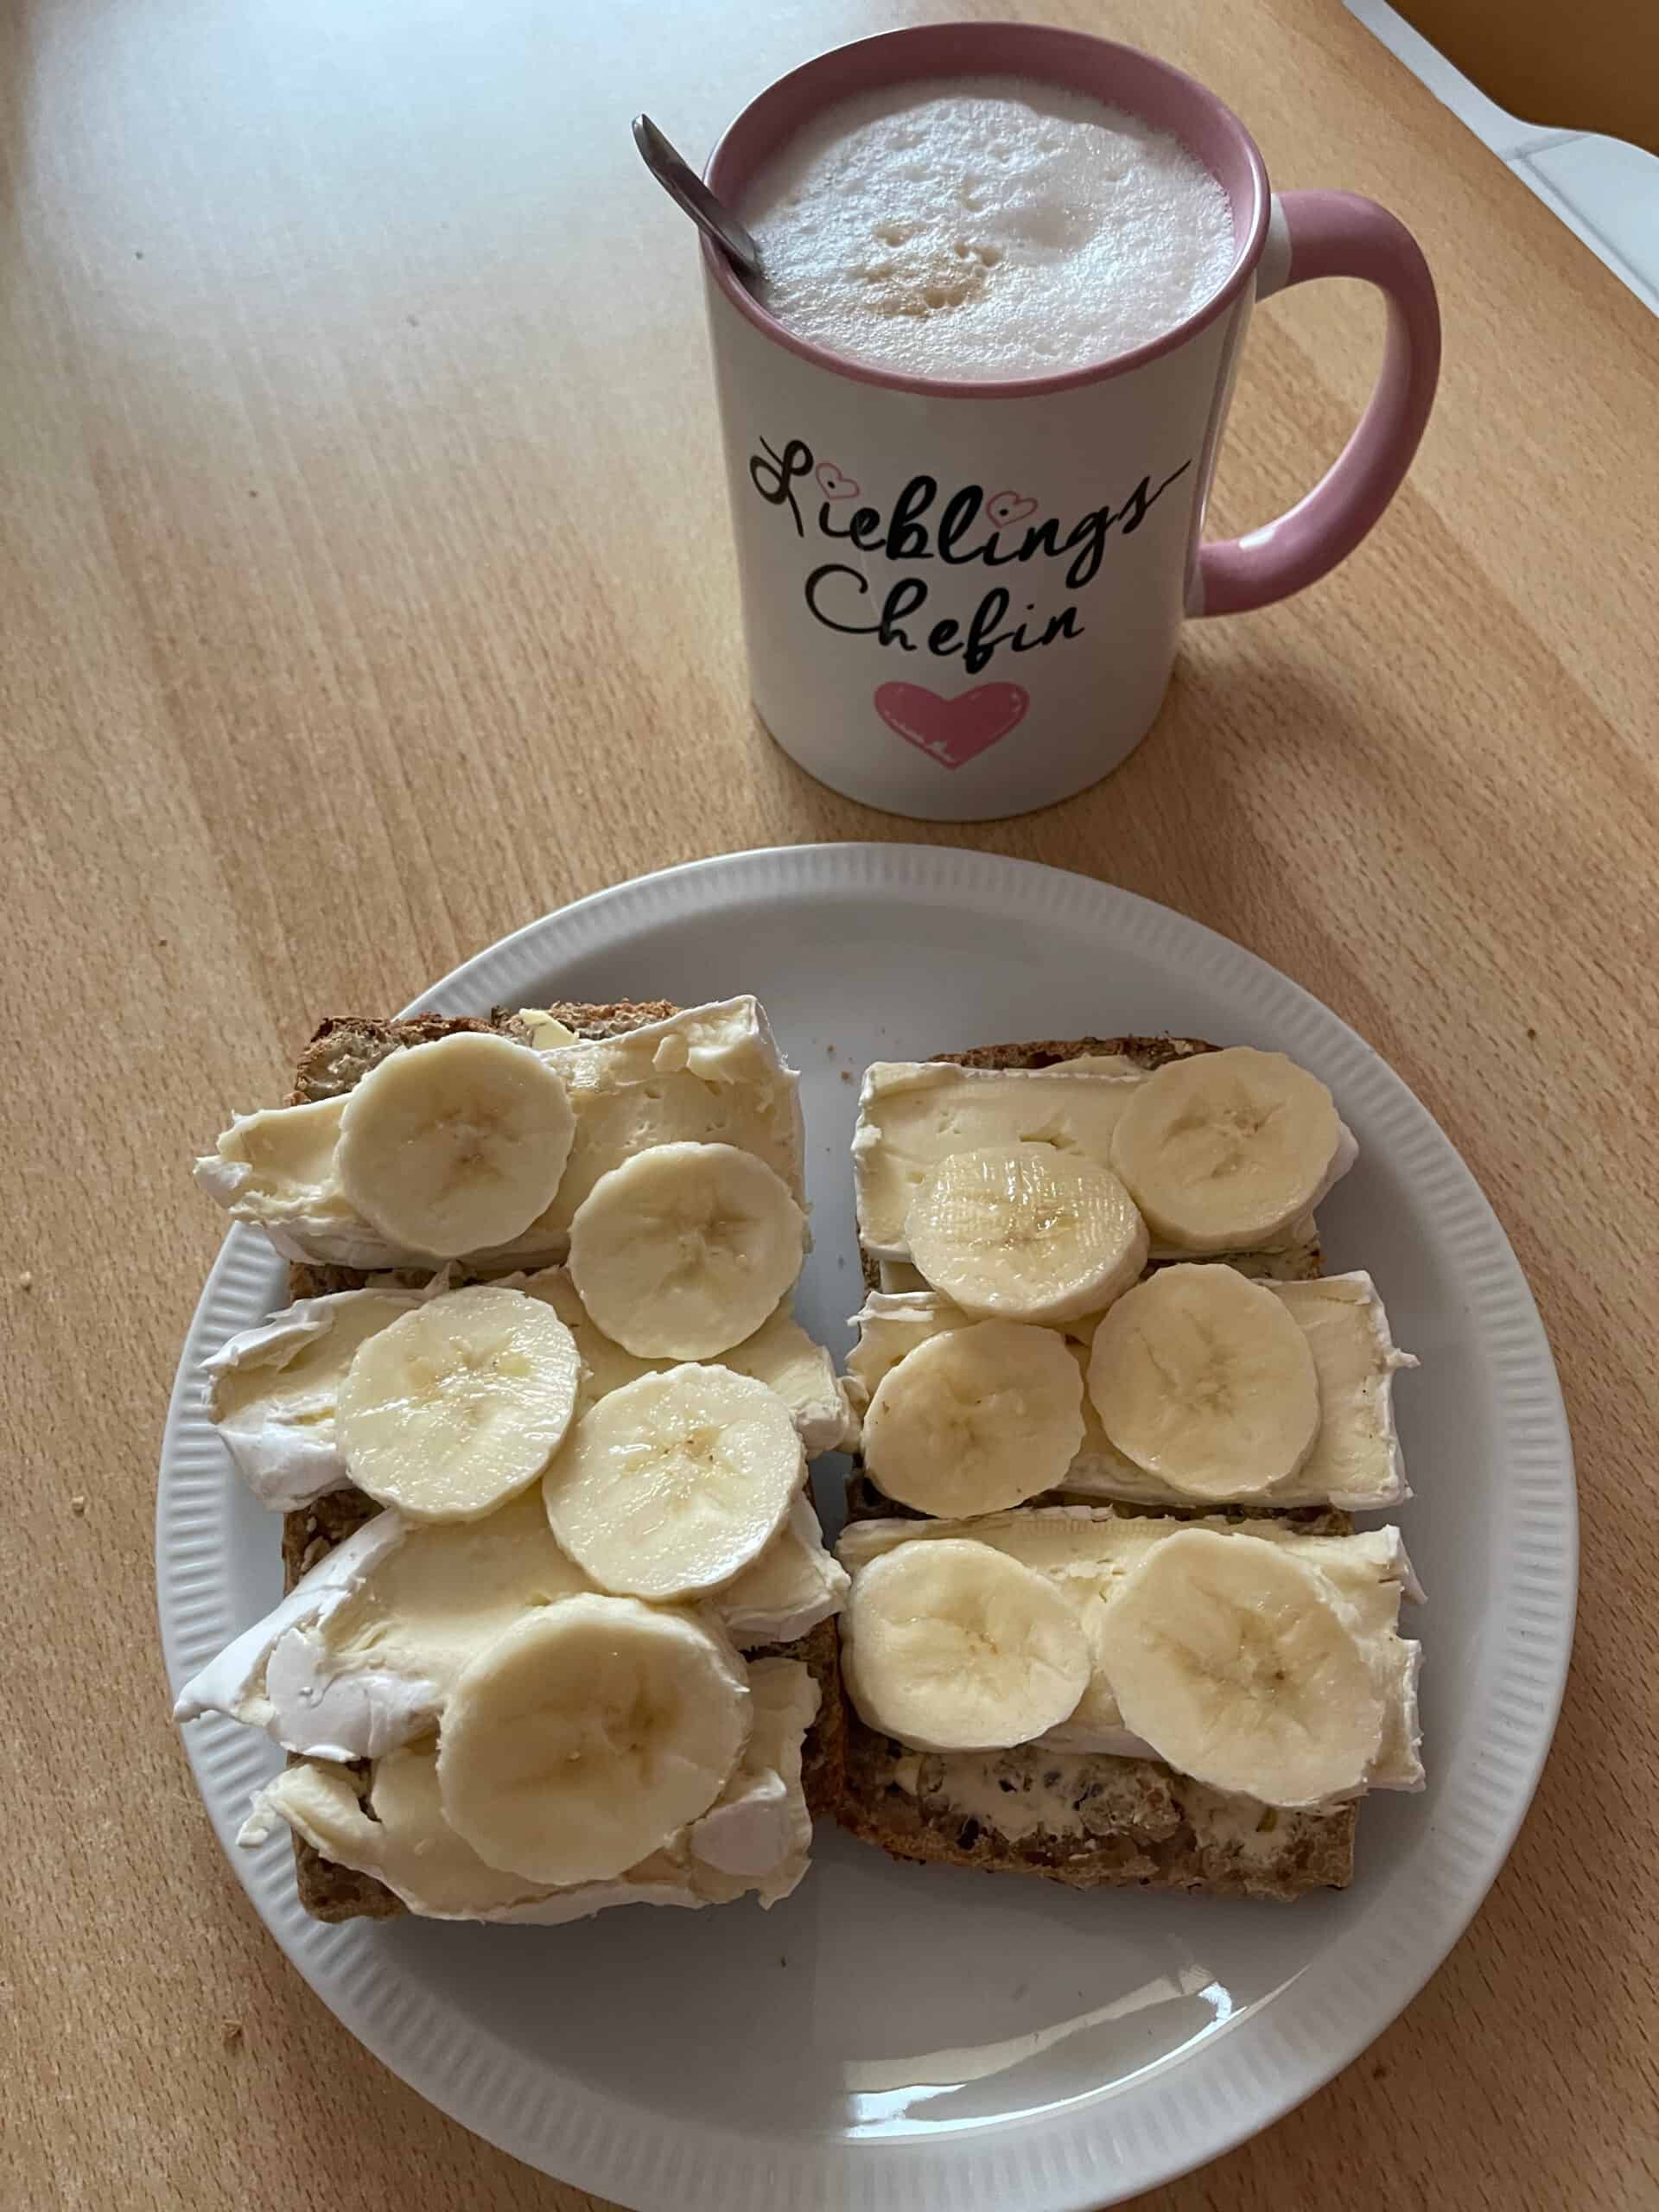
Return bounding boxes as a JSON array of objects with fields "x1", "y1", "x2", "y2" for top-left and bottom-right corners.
[
  {"x1": 1389, "y1": 0, "x2": 1659, "y2": 155},
  {"x1": 3, "y1": 2, "x2": 1655, "y2": 2207}
]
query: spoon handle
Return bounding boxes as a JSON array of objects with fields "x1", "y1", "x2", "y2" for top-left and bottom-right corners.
[{"x1": 632, "y1": 114, "x2": 765, "y2": 281}]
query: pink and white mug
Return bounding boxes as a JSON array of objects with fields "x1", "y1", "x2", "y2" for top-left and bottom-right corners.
[{"x1": 702, "y1": 23, "x2": 1440, "y2": 821}]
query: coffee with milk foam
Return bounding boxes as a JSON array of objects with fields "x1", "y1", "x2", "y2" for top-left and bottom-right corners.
[{"x1": 741, "y1": 77, "x2": 1236, "y2": 379}]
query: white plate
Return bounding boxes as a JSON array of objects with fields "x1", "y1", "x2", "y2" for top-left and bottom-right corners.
[{"x1": 158, "y1": 843, "x2": 1575, "y2": 2211}]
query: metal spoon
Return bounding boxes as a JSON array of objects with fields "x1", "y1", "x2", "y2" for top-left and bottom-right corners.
[{"x1": 632, "y1": 113, "x2": 764, "y2": 281}]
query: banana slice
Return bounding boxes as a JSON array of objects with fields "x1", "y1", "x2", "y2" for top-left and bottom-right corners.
[
  {"x1": 1108, "y1": 1046, "x2": 1347, "y2": 1252},
  {"x1": 543, "y1": 1364, "x2": 803, "y2": 1599},
  {"x1": 334, "y1": 1032, "x2": 575, "y2": 1258},
  {"x1": 861, "y1": 1319, "x2": 1084, "y2": 1516},
  {"x1": 337, "y1": 1284, "x2": 580, "y2": 1520},
  {"x1": 1086, "y1": 1262, "x2": 1319, "y2": 1497},
  {"x1": 438, "y1": 1595, "x2": 751, "y2": 1885},
  {"x1": 905, "y1": 1141, "x2": 1147, "y2": 1324},
  {"x1": 567, "y1": 1140, "x2": 806, "y2": 1359},
  {"x1": 1094, "y1": 1528, "x2": 1385, "y2": 1805},
  {"x1": 843, "y1": 1538, "x2": 1090, "y2": 1751}
]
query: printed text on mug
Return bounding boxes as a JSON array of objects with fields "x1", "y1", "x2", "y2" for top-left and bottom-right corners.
[{"x1": 747, "y1": 435, "x2": 1192, "y2": 677}]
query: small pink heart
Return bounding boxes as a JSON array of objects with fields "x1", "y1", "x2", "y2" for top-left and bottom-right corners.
[
  {"x1": 816, "y1": 462, "x2": 860, "y2": 501},
  {"x1": 874, "y1": 681, "x2": 1029, "y2": 769},
  {"x1": 986, "y1": 488, "x2": 1039, "y2": 527}
]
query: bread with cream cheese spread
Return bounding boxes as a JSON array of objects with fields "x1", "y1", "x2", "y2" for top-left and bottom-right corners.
[{"x1": 275, "y1": 1001, "x2": 845, "y2": 1921}]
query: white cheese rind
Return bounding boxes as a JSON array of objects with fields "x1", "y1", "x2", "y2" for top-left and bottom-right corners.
[
  {"x1": 171, "y1": 1512, "x2": 410, "y2": 1744},
  {"x1": 238, "y1": 1657, "x2": 820, "y2": 1919},
  {"x1": 846, "y1": 1273, "x2": 1413, "y2": 1509},
  {"x1": 853, "y1": 1061, "x2": 1145, "y2": 1261},
  {"x1": 176, "y1": 1485, "x2": 845, "y2": 1759},
  {"x1": 207, "y1": 1271, "x2": 852, "y2": 1515},
  {"x1": 716, "y1": 1491, "x2": 850, "y2": 1644},
  {"x1": 196, "y1": 997, "x2": 804, "y2": 1271},
  {"x1": 852, "y1": 1058, "x2": 1353, "y2": 1263},
  {"x1": 836, "y1": 1506, "x2": 1423, "y2": 1796},
  {"x1": 202, "y1": 1287, "x2": 427, "y2": 1509}
]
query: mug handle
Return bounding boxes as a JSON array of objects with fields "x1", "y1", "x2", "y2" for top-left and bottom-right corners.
[{"x1": 1194, "y1": 190, "x2": 1440, "y2": 617}]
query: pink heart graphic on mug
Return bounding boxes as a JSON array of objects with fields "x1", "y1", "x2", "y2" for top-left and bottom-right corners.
[
  {"x1": 987, "y1": 488, "x2": 1039, "y2": 527},
  {"x1": 816, "y1": 462, "x2": 860, "y2": 501},
  {"x1": 874, "y1": 681, "x2": 1029, "y2": 769}
]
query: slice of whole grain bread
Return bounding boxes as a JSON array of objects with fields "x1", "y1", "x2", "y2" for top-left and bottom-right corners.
[
  {"x1": 276, "y1": 1000, "x2": 846, "y2": 1920},
  {"x1": 857, "y1": 1034, "x2": 1324, "y2": 1294},
  {"x1": 836, "y1": 1732, "x2": 1356, "y2": 1900},
  {"x1": 831, "y1": 1482, "x2": 1358, "y2": 1900}
]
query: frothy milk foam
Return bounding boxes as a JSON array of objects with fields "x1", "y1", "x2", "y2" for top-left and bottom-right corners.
[{"x1": 741, "y1": 77, "x2": 1235, "y2": 379}]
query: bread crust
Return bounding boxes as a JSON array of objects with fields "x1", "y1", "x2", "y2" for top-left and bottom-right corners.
[{"x1": 836, "y1": 1730, "x2": 1357, "y2": 1900}]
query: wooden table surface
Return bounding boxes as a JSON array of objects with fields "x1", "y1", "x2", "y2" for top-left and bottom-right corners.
[{"x1": 5, "y1": 1, "x2": 1656, "y2": 2206}]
